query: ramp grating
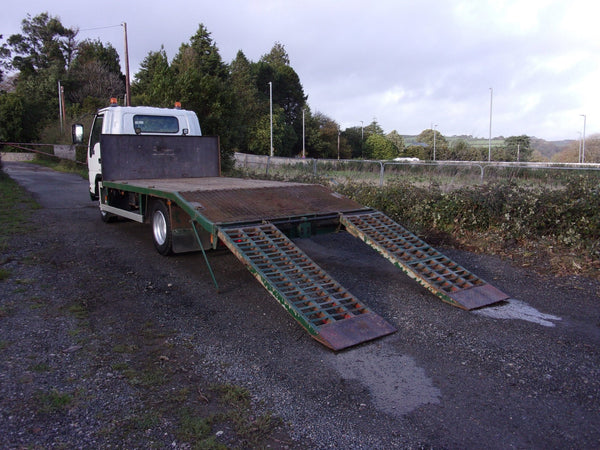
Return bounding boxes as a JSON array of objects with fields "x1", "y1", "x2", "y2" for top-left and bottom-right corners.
[
  {"x1": 341, "y1": 211, "x2": 509, "y2": 310},
  {"x1": 218, "y1": 223, "x2": 395, "y2": 350}
]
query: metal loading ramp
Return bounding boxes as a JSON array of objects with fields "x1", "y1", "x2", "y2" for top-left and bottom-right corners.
[
  {"x1": 340, "y1": 211, "x2": 509, "y2": 310},
  {"x1": 218, "y1": 223, "x2": 396, "y2": 350}
]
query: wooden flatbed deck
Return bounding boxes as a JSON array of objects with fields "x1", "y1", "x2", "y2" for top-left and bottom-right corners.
[{"x1": 108, "y1": 177, "x2": 368, "y2": 225}]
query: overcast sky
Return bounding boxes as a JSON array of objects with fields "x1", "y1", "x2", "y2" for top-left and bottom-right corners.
[{"x1": 2, "y1": 0, "x2": 598, "y2": 140}]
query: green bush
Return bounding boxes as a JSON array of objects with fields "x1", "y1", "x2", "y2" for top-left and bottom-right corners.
[{"x1": 338, "y1": 177, "x2": 599, "y2": 258}]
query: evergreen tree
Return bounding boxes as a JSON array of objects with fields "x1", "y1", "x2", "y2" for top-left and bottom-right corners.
[
  {"x1": 132, "y1": 46, "x2": 173, "y2": 107},
  {"x1": 171, "y1": 24, "x2": 235, "y2": 163},
  {"x1": 228, "y1": 50, "x2": 260, "y2": 151}
]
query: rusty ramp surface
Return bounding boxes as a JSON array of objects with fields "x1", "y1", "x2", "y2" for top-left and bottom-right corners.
[
  {"x1": 340, "y1": 211, "x2": 509, "y2": 310},
  {"x1": 180, "y1": 182, "x2": 366, "y2": 224},
  {"x1": 218, "y1": 223, "x2": 396, "y2": 350}
]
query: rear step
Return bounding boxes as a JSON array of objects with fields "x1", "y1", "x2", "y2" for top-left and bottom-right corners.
[
  {"x1": 218, "y1": 223, "x2": 396, "y2": 350},
  {"x1": 340, "y1": 211, "x2": 509, "y2": 310}
]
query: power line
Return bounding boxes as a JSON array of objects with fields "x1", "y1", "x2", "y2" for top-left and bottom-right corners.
[{"x1": 78, "y1": 24, "x2": 122, "y2": 32}]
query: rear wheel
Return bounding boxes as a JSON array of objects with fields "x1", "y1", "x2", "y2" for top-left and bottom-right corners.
[{"x1": 152, "y1": 200, "x2": 172, "y2": 255}]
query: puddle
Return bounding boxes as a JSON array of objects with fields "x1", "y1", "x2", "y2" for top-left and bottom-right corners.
[
  {"x1": 474, "y1": 298, "x2": 562, "y2": 327},
  {"x1": 331, "y1": 346, "x2": 440, "y2": 416}
]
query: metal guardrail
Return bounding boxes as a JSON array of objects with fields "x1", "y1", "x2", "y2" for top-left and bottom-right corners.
[{"x1": 234, "y1": 152, "x2": 600, "y2": 186}]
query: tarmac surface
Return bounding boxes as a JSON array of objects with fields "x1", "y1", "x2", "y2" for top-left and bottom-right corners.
[{"x1": 2, "y1": 161, "x2": 599, "y2": 448}]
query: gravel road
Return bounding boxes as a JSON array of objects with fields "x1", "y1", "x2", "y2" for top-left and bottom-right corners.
[{"x1": 1, "y1": 161, "x2": 599, "y2": 448}]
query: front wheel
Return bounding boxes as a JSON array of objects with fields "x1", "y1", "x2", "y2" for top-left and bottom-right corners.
[{"x1": 152, "y1": 201, "x2": 173, "y2": 255}]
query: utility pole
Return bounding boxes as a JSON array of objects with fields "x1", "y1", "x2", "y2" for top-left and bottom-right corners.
[
  {"x1": 122, "y1": 22, "x2": 131, "y2": 106},
  {"x1": 269, "y1": 82, "x2": 273, "y2": 157}
]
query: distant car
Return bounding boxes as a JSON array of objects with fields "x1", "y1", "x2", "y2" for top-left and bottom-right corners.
[{"x1": 393, "y1": 157, "x2": 420, "y2": 162}]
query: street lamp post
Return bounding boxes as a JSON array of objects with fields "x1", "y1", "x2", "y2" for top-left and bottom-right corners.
[
  {"x1": 488, "y1": 87, "x2": 493, "y2": 162},
  {"x1": 360, "y1": 120, "x2": 364, "y2": 159},
  {"x1": 580, "y1": 114, "x2": 586, "y2": 163},
  {"x1": 433, "y1": 124, "x2": 438, "y2": 161},
  {"x1": 269, "y1": 82, "x2": 273, "y2": 157},
  {"x1": 337, "y1": 128, "x2": 341, "y2": 160},
  {"x1": 302, "y1": 108, "x2": 306, "y2": 159}
]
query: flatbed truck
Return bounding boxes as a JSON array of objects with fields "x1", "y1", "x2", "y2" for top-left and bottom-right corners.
[{"x1": 73, "y1": 102, "x2": 509, "y2": 350}]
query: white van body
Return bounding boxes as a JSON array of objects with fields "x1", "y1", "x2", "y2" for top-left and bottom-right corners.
[{"x1": 87, "y1": 105, "x2": 202, "y2": 199}]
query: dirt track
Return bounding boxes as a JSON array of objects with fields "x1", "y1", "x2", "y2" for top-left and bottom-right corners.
[{"x1": 2, "y1": 162, "x2": 599, "y2": 448}]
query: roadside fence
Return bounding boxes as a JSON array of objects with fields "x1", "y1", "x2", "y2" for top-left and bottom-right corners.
[{"x1": 234, "y1": 152, "x2": 600, "y2": 189}]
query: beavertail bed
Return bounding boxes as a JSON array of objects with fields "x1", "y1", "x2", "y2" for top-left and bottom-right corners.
[{"x1": 98, "y1": 134, "x2": 509, "y2": 350}]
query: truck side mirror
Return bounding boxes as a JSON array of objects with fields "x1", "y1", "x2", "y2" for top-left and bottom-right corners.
[{"x1": 72, "y1": 123, "x2": 84, "y2": 144}]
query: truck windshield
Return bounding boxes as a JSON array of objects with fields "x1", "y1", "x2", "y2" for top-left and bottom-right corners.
[{"x1": 133, "y1": 115, "x2": 179, "y2": 134}]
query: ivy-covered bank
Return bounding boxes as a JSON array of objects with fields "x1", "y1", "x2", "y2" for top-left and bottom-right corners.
[{"x1": 337, "y1": 177, "x2": 600, "y2": 278}]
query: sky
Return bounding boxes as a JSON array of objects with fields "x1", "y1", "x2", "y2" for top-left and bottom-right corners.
[{"x1": 2, "y1": 0, "x2": 598, "y2": 141}]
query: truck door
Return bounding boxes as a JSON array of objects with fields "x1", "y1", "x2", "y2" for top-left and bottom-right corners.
[{"x1": 88, "y1": 114, "x2": 104, "y2": 199}]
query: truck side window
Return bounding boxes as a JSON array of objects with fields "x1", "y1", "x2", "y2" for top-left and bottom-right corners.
[
  {"x1": 133, "y1": 115, "x2": 179, "y2": 133},
  {"x1": 90, "y1": 115, "x2": 104, "y2": 157}
]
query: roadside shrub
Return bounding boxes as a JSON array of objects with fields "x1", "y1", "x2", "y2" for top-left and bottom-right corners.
[{"x1": 339, "y1": 177, "x2": 599, "y2": 259}]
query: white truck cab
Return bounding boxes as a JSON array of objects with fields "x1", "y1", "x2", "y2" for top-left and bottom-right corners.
[{"x1": 79, "y1": 100, "x2": 202, "y2": 199}]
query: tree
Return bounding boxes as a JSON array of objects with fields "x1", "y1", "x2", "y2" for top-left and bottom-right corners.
[
  {"x1": 73, "y1": 39, "x2": 121, "y2": 75},
  {"x1": 260, "y1": 42, "x2": 290, "y2": 67},
  {"x1": 5, "y1": 12, "x2": 77, "y2": 77},
  {"x1": 416, "y1": 128, "x2": 448, "y2": 160},
  {"x1": 256, "y1": 43, "x2": 307, "y2": 154},
  {"x1": 343, "y1": 126, "x2": 364, "y2": 159},
  {"x1": 0, "y1": 93, "x2": 27, "y2": 141},
  {"x1": 68, "y1": 61, "x2": 125, "y2": 107},
  {"x1": 553, "y1": 134, "x2": 600, "y2": 163},
  {"x1": 386, "y1": 130, "x2": 404, "y2": 154},
  {"x1": 69, "y1": 40, "x2": 124, "y2": 108},
  {"x1": 364, "y1": 119, "x2": 384, "y2": 137},
  {"x1": 504, "y1": 135, "x2": 531, "y2": 161},
  {"x1": 228, "y1": 50, "x2": 261, "y2": 152},
  {"x1": 171, "y1": 24, "x2": 235, "y2": 162},
  {"x1": 0, "y1": 35, "x2": 10, "y2": 83},
  {"x1": 405, "y1": 144, "x2": 429, "y2": 160},
  {"x1": 132, "y1": 46, "x2": 173, "y2": 107},
  {"x1": 306, "y1": 112, "x2": 346, "y2": 159},
  {"x1": 364, "y1": 134, "x2": 400, "y2": 160},
  {"x1": 1, "y1": 13, "x2": 77, "y2": 141},
  {"x1": 247, "y1": 106, "x2": 294, "y2": 156},
  {"x1": 449, "y1": 139, "x2": 475, "y2": 160}
]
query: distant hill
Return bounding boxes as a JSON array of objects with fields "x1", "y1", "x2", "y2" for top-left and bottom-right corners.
[
  {"x1": 401, "y1": 134, "x2": 574, "y2": 159},
  {"x1": 530, "y1": 138, "x2": 573, "y2": 159}
]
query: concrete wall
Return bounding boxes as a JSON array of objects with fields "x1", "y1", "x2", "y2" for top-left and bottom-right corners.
[{"x1": 1, "y1": 152, "x2": 35, "y2": 161}]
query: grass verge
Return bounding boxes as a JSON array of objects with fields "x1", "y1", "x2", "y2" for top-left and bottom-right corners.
[
  {"x1": 0, "y1": 171, "x2": 40, "y2": 256},
  {"x1": 30, "y1": 155, "x2": 88, "y2": 179}
]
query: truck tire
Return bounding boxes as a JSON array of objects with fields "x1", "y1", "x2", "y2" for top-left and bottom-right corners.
[{"x1": 152, "y1": 200, "x2": 173, "y2": 255}]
